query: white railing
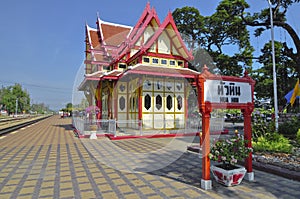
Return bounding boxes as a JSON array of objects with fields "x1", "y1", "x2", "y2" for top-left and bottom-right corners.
[
  {"x1": 72, "y1": 117, "x2": 224, "y2": 137},
  {"x1": 72, "y1": 117, "x2": 110, "y2": 136}
]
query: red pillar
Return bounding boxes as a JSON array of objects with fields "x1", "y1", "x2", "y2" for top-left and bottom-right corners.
[
  {"x1": 114, "y1": 81, "x2": 118, "y2": 120},
  {"x1": 96, "y1": 81, "x2": 102, "y2": 120},
  {"x1": 199, "y1": 102, "x2": 212, "y2": 189},
  {"x1": 201, "y1": 110, "x2": 211, "y2": 180},
  {"x1": 196, "y1": 75, "x2": 212, "y2": 189},
  {"x1": 184, "y1": 82, "x2": 188, "y2": 126},
  {"x1": 242, "y1": 104, "x2": 254, "y2": 174},
  {"x1": 138, "y1": 78, "x2": 143, "y2": 130},
  {"x1": 108, "y1": 87, "x2": 112, "y2": 119}
]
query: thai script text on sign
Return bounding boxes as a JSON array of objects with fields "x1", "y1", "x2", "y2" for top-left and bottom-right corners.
[{"x1": 204, "y1": 80, "x2": 252, "y2": 103}]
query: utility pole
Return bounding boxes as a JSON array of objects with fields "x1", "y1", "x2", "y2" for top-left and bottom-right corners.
[
  {"x1": 267, "y1": 0, "x2": 279, "y2": 130},
  {"x1": 15, "y1": 98, "x2": 18, "y2": 117}
]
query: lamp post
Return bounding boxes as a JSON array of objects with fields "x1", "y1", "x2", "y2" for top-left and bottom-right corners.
[{"x1": 267, "y1": 0, "x2": 279, "y2": 130}]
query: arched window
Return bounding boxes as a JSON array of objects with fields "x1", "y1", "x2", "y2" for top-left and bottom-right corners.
[
  {"x1": 144, "y1": 94, "x2": 151, "y2": 110},
  {"x1": 177, "y1": 95, "x2": 182, "y2": 110},
  {"x1": 155, "y1": 95, "x2": 162, "y2": 110},
  {"x1": 119, "y1": 96, "x2": 125, "y2": 111},
  {"x1": 167, "y1": 95, "x2": 173, "y2": 110}
]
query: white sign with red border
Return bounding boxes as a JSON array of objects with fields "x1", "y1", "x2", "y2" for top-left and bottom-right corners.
[{"x1": 204, "y1": 80, "x2": 252, "y2": 103}]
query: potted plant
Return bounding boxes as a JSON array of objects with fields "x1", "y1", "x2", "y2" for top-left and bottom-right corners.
[{"x1": 209, "y1": 134, "x2": 252, "y2": 186}]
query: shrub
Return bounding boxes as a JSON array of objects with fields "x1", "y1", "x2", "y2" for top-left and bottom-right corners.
[
  {"x1": 278, "y1": 116, "x2": 300, "y2": 138},
  {"x1": 252, "y1": 115, "x2": 275, "y2": 142},
  {"x1": 252, "y1": 133, "x2": 292, "y2": 153},
  {"x1": 296, "y1": 129, "x2": 300, "y2": 145}
]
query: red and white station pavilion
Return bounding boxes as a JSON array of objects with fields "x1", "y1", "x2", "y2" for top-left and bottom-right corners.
[
  {"x1": 79, "y1": 3, "x2": 198, "y2": 131},
  {"x1": 79, "y1": 3, "x2": 255, "y2": 190}
]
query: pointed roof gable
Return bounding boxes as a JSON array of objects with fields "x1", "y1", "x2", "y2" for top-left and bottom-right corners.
[
  {"x1": 115, "y1": 3, "x2": 161, "y2": 59},
  {"x1": 115, "y1": 6, "x2": 193, "y2": 64},
  {"x1": 138, "y1": 11, "x2": 193, "y2": 61},
  {"x1": 85, "y1": 17, "x2": 132, "y2": 65},
  {"x1": 85, "y1": 23, "x2": 111, "y2": 65},
  {"x1": 97, "y1": 18, "x2": 132, "y2": 47},
  {"x1": 85, "y1": 24, "x2": 100, "y2": 49}
]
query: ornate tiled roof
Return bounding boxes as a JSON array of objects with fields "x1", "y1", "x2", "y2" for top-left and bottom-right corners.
[{"x1": 125, "y1": 64, "x2": 200, "y2": 78}]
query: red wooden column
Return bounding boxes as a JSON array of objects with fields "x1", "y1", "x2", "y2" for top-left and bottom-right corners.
[
  {"x1": 200, "y1": 102, "x2": 212, "y2": 189},
  {"x1": 184, "y1": 82, "x2": 188, "y2": 124},
  {"x1": 107, "y1": 84, "x2": 112, "y2": 119},
  {"x1": 96, "y1": 81, "x2": 102, "y2": 120},
  {"x1": 242, "y1": 103, "x2": 255, "y2": 181},
  {"x1": 138, "y1": 78, "x2": 143, "y2": 133},
  {"x1": 197, "y1": 74, "x2": 212, "y2": 190},
  {"x1": 113, "y1": 81, "x2": 118, "y2": 120}
]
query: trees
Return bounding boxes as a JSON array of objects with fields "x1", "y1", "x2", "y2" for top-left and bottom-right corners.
[
  {"x1": 173, "y1": 1, "x2": 254, "y2": 76},
  {"x1": 240, "y1": 0, "x2": 300, "y2": 77},
  {"x1": 253, "y1": 41, "x2": 297, "y2": 105},
  {"x1": 60, "y1": 102, "x2": 73, "y2": 115},
  {"x1": 65, "y1": 103, "x2": 73, "y2": 113},
  {"x1": 30, "y1": 103, "x2": 51, "y2": 114},
  {"x1": 172, "y1": 6, "x2": 205, "y2": 50},
  {"x1": 172, "y1": 0, "x2": 300, "y2": 107},
  {"x1": 0, "y1": 84, "x2": 30, "y2": 114}
]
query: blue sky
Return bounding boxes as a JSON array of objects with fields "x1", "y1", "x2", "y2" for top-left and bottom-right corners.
[{"x1": 0, "y1": 0, "x2": 299, "y2": 111}]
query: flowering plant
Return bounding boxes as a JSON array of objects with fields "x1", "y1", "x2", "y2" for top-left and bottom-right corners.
[{"x1": 209, "y1": 134, "x2": 252, "y2": 168}]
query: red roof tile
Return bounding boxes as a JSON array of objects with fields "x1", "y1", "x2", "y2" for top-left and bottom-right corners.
[
  {"x1": 126, "y1": 64, "x2": 199, "y2": 78},
  {"x1": 89, "y1": 30, "x2": 100, "y2": 49},
  {"x1": 101, "y1": 23, "x2": 131, "y2": 46}
]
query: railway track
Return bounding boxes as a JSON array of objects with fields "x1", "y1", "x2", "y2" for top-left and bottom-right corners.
[
  {"x1": 0, "y1": 116, "x2": 35, "y2": 127},
  {"x1": 0, "y1": 115, "x2": 52, "y2": 136}
]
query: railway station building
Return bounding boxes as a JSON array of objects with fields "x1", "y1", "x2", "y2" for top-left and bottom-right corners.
[{"x1": 78, "y1": 3, "x2": 200, "y2": 132}]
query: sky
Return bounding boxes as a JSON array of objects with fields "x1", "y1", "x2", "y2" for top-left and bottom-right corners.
[{"x1": 0, "y1": 0, "x2": 299, "y2": 111}]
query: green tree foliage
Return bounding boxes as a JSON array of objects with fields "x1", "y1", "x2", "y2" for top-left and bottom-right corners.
[
  {"x1": 241, "y1": 0, "x2": 300, "y2": 77},
  {"x1": 60, "y1": 102, "x2": 73, "y2": 114},
  {"x1": 66, "y1": 102, "x2": 73, "y2": 112},
  {"x1": 172, "y1": 6, "x2": 204, "y2": 50},
  {"x1": 253, "y1": 41, "x2": 297, "y2": 105},
  {"x1": 204, "y1": 0, "x2": 254, "y2": 75},
  {"x1": 173, "y1": 1, "x2": 254, "y2": 76},
  {"x1": 31, "y1": 103, "x2": 51, "y2": 114},
  {"x1": 0, "y1": 84, "x2": 30, "y2": 114}
]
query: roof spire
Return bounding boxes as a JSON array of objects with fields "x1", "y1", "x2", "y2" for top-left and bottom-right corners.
[{"x1": 146, "y1": 1, "x2": 150, "y2": 9}]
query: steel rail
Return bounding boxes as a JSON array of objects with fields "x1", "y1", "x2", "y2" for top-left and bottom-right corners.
[{"x1": 0, "y1": 115, "x2": 52, "y2": 136}]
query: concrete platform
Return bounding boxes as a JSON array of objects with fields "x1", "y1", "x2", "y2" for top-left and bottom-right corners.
[{"x1": 0, "y1": 116, "x2": 299, "y2": 198}]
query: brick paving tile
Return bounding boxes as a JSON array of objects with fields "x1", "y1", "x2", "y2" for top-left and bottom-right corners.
[{"x1": 0, "y1": 115, "x2": 300, "y2": 199}]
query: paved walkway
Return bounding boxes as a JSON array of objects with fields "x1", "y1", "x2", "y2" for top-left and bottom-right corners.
[{"x1": 0, "y1": 116, "x2": 299, "y2": 199}]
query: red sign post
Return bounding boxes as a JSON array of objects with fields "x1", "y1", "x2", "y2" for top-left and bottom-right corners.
[{"x1": 196, "y1": 66, "x2": 255, "y2": 190}]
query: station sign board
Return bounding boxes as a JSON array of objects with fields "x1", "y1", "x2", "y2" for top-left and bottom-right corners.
[{"x1": 204, "y1": 79, "x2": 252, "y2": 104}]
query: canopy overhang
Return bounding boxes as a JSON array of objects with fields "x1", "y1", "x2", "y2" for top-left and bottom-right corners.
[{"x1": 122, "y1": 64, "x2": 200, "y2": 79}]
